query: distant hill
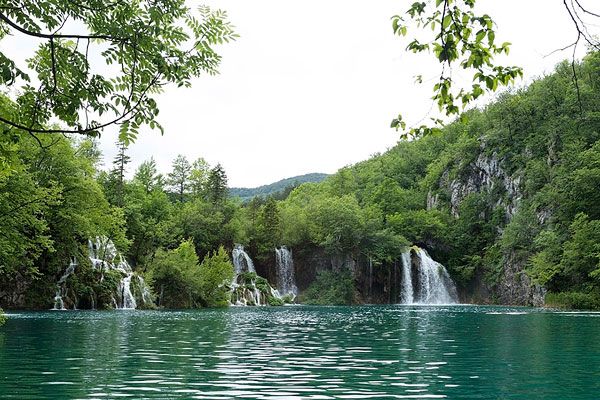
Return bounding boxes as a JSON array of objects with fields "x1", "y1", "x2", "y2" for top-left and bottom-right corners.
[{"x1": 230, "y1": 173, "x2": 329, "y2": 201}]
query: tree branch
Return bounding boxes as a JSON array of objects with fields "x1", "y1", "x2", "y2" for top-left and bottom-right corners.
[
  {"x1": 0, "y1": 12, "x2": 125, "y2": 42},
  {"x1": 0, "y1": 74, "x2": 160, "y2": 135}
]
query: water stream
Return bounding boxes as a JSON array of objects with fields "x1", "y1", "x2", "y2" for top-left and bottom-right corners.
[
  {"x1": 400, "y1": 247, "x2": 458, "y2": 305},
  {"x1": 275, "y1": 246, "x2": 297, "y2": 298}
]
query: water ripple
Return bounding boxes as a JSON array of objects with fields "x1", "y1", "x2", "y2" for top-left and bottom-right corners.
[{"x1": 1, "y1": 305, "x2": 600, "y2": 399}]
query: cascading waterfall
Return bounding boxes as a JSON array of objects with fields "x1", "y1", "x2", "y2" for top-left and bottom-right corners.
[
  {"x1": 400, "y1": 251, "x2": 413, "y2": 304},
  {"x1": 232, "y1": 244, "x2": 256, "y2": 275},
  {"x1": 399, "y1": 247, "x2": 458, "y2": 305},
  {"x1": 230, "y1": 244, "x2": 267, "y2": 306},
  {"x1": 414, "y1": 249, "x2": 458, "y2": 304},
  {"x1": 51, "y1": 236, "x2": 151, "y2": 310},
  {"x1": 275, "y1": 246, "x2": 298, "y2": 299},
  {"x1": 113, "y1": 255, "x2": 137, "y2": 310},
  {"x1": 52, "y1": 258, "x2": 77, "y2": 310},
  {"x1": 88, "y1": 237, "x2": 140, "y2": 309}
]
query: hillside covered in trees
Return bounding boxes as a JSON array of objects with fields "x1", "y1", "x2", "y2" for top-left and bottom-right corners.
[
  {"x1": 230, "y1": 173, "x2": 329, "y2": 201},
  {"x1": 1, "y1": 53, "x2": 599, "y2": 311}
]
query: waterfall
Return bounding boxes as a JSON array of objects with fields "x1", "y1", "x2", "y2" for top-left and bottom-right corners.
[
  {"x1": 117, "y1": 273, "x2": 137, "y2": 309},
  {"x1": 230, "y1": 245, "x2": 264, "y2": 306},
  {"x1": 275, "y1": 246, "x2": 297, "y2": 298},
  {"x1": 51, "y1": 236, "x2": 152, "y2": 310},
  {"x1": 232, "y1": 244, "x2": 255, "y2": 275},
  {"x1": 52, "y1": 258, "x2": 77, "y2": 310},
  {"x1": 368, "y1": 257, "x2": 373, "y2": 300},
  {"x1": 399, "y1": 248, "x2": 457, "y2": 305},
  {"x1": 400, "y1": 251, "x2": 413, "y2": 304},
  {"x1": 230, "y1": 244, "x2": 281, "y2": 306},
  {"x1": 138, "y1": 276, "x2": 152, "y2": 305}
]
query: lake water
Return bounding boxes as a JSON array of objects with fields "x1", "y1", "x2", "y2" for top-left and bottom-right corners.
[{"x1": 1, "y1": 305, "x2": 599, "y2": 399}]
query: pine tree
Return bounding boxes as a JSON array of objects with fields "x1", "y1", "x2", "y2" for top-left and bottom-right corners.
[
  {"x1": 111, "y1": 140, "x2": 130, "y2": 207},
  {"x1": 206, "y1": 163, "x2": 228, "y2": 205}
]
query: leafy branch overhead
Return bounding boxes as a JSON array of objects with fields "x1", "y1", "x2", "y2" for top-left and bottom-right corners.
[
  {"x1": 0, "y1": 1, "x2": 237, "y2": 144},
  {"x1": 390, "y1": 0, "x2": 523, "y2": 138}
]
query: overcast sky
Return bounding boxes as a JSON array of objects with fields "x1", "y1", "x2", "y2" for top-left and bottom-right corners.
[{"x1": 8, "y1": 1, "x2": 597, "y2": 187}]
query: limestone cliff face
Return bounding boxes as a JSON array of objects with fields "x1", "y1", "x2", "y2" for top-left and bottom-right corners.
[
  {"x1": 429, "y1": 147, "x2": 545, "y2": 306},
  {"x1": 290, "y1": 246, "x2": 358, "y2": 292},
  {"x1": 431, "y1": 152, "x2": 522, "y2": 218}
]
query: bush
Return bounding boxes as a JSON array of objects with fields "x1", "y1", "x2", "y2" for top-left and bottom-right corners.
[
  {"x1": 300, "y1": 269, "x2": 355, "y2": 305},
  {"x1": 198, "y1": 246, "x2": 234, "y2": 307},
  {"x1": 147, "y1": 239, "x2": 202, "y2": 308},
  {"x1": 0, "y1": 308, "x2": 6, "y2": 326},
  {"x1": 545, "y1": 291, "x2": 600, "y2": 310}
]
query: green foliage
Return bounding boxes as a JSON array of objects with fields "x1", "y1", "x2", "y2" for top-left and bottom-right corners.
[
  {"x1": 560, "y1": 214, "x2": 600, "y2": 287},
  {"x1": 147, "y1": 241, "x2": 235, "y2": 308},
  {"x1": 391, "y1": 0, "x2": 522, "y2": 137},
  {"x1": 0, "y1": 308, "x2": 6, "y2": 326},
  {"x1": 123, "y1": 185, "x2": 173, "y2": 268},
  {"x1": 388, "y1": 210, "x2": 448, "y2": 245},
  {"x1": 197, "y1": 246, "x2": 234, "y2": 307},
  {"x1": 0, "y1": 95, "x2": 129, "y2": 307},
  {"x1": 148, "y1": 239, "x2": 202, "y2": 308},
  {"x1": 134, "y1": 158, "x2": 164, "y2": 193},
  {"x1": 301, "y1": 270, "x2": 356, "y2": 305},
  {"x1": 230, "y1": 173, "x2": 329, "y2": 201},
  {"x1": 545, "y1": 291, "x2": 600, "y2": 311},
  {"x1": 252, "y1": 197, "x2": 282, "y2": 258},
  {"x1": 189, "y1": 158, "x2": 210, "y2": 198},
  {"x1": 168, "y1": 154, "x2": 192, "y2": 202},
  {"x1": 0, "y1": 2, "x2": 236, "y2": 142},
  {"x1": 206, "y1": 163, "x2": 228, "y2": 205}
]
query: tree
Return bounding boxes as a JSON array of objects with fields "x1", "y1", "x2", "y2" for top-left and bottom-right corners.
[
  {"x1": 111, "y1": 140, "x2": 130, "y2": 207},
  {"x1": 148, "y1": 239, "x2": 201, "y2": 308},
  {"x1": 0, "y1": 2, "x2": 236, "y2": 143},
  {"x1": 254, "y1": 197, "x2": 282, "y2": 254},
  {"x1": 391, "y1": 0, "x2": 600, "y2": 137},
  {"x1": 189, "y1": 157, "x2": 210, "y2": 198},
  {"x1": 206, "y1": 163, "x2": 228, "y2": 205},
  {"x1": 168, "y1": 154, "x2": 191, "y2": 202},
  {"x1": 134, "y1": 158, "x2": 163, "y2": 193},
  {"x1": 197, "y1": 246, "x2": 234, "y2": 307}
]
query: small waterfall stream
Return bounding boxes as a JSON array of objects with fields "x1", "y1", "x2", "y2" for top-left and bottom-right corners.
[
  {"x1": 400, "y1": 252, "x2": 413, "y2": 304},
  {"x1": 88, "y1": 237, "x2": 142, "y2": 309},
  {"x1": 114, "y1": 257, "x2": 137, "y2": 310},
  {"x1": 53, "y1": 259, "x2": 77, "y2": 310},
  {"x1": 399, "y1": 247, "x2": 458, "y2": 305},
  {"x1": 275, "y1": 246, "x2": 297, "y2": 299},
  {"x1": 230, "y1": 245, "x2": 267, "y2": 306},
  {"x1": 232, "y1": 244, "x2": 256, "y2": 275},
  {"x1": 51, "y1": 236, "x2": 151, "y2": 310}
]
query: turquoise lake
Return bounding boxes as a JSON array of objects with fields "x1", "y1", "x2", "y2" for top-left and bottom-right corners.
[{"x1": 1, "y1": 305, "x2": 599, "y2": 399}]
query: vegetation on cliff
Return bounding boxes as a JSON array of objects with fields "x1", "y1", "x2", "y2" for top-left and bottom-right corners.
[
  {"x1": 293, "y1": 52, "x2": 600, "y2": 308},
  {"x1": 1, "y1": 53, "x2": 600, "y2": 309}
]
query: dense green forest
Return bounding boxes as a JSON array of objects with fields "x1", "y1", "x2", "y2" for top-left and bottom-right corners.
[
  {"x1": 1, "y1": 53, "x2": 600, "y2": 314},
  {"x1": 230, "y1": 173, "x2": 329, "y2": 202}
]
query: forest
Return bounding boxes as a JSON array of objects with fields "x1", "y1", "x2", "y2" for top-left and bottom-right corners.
[{"x1": 1, "y1": 52, "x2": 600, "y2": 315}]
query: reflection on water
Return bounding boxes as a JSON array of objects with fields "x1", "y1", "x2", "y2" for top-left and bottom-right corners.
[{"x1": 1, "y1": 306, "x2": 599, "y2": 399}]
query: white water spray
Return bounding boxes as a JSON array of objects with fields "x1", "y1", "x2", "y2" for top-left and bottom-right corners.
[
  {"x1": 399, "y1": 248, "x2": 458, "y2": 305},
  {"x1": 52, "y1": 258, "x2": 77, "y2": 310},
  {"x1": 52, "y1": 236, "x2": 151, "y2": 310},
  {"x1": 400, "y1": 251, "x2": 413, "y2": 304},
  {"x1": 275, "y1": 246, "x2": 297, "y2": 298}
]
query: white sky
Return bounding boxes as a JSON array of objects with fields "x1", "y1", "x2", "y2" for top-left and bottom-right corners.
[{"x1": 3, "y1": 1, "x2": 597, "y2": 187}]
